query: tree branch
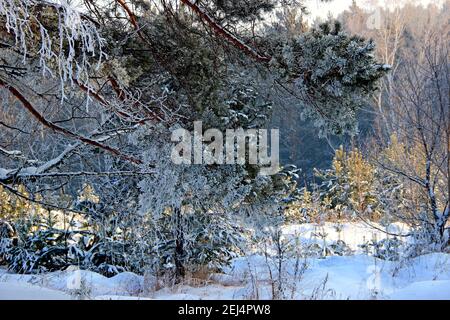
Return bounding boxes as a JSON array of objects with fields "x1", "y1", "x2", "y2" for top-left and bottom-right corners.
[
  {"x1": 115, "y1": 0, "x2": 147, "y2": 42},
  {"x1": 179, "y1": 0, "x2": 271, "y2": 62},
  {"x1": 0, "y1": 79, "x2": 142, "y2": 164}
]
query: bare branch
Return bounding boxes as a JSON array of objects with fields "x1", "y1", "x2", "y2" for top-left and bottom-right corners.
[{"x1": 0, "y1": 78, "x2": 142, "y2": 164}]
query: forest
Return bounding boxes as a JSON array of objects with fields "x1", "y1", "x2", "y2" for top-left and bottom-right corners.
[{"x1": 0, "y1": 0, "x2": 449, "y2": 300}]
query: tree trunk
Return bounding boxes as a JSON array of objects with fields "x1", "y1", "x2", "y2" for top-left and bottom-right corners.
[{"x1": 173, "y1": 207, "x2": 185, "y2": 280}]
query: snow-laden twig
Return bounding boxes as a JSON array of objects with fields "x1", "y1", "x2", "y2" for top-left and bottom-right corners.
[
  {"x1": 0, "y1": 147, "x2": 23, "y2": 158},
  {"x1": 0, "y1": 0, "x2": 105, "y2": 93},
  {"x1": 0, "y1": 120, "x2": 148, "y2": 184},
  {"x1": 8, "y1": 170, "x2": 155, "y2": 178}
]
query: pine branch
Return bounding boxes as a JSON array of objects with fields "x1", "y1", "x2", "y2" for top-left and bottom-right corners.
[{"x1": 180, "y1": 0, "x2": 271, "y2": 62}]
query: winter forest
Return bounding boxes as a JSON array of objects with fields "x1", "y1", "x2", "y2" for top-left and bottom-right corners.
[{"x1": 0, "y1": 0, "x2": 449, "y2": 300}]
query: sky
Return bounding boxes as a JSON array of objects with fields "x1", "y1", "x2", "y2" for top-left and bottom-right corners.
[{"x1": 305, "y1": 0, "x2": 446, "y2": 21}]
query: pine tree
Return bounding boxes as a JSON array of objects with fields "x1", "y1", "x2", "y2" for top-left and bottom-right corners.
[{"x1": 315, "y1": 146, "x2": 379, "y2": 221}]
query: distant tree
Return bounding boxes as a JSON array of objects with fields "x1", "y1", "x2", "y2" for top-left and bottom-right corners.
[{"x1": 372, "y1": 32, "x2": 449, "y2": 247}]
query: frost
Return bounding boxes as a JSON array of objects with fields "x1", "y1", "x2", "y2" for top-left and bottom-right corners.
[{"x1": 0, "y1": 0, "x2": 105, "y2": 97}]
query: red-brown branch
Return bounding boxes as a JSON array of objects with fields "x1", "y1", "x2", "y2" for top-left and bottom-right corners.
[
  {"x1": 108, "y1": 76, "x2": 165, "y2": 123},
  {"x1": 115, "y1": 0, "x2": 147, "y2": 42},
  {"x1": 179, "y1": 0, "x2": 271, "y2": 63},
  {"x1": 0, "y1": 79, "x2": 142, "y2": 164},
  {"x1": 75, "y1": 78, "x2": 137, "y2": 120},
  {"x1": 73, "y1": 78, "x2": 110, "y2": 106},
  {"x1": 116, "y1": 0, "x2": 139, "y2": 29},
  {"x1": 76, "y1": 77, "x2": 163, "y2": 124},
  {"x1": 108, "y1": 76, "x2": 127, "y2": 101}
]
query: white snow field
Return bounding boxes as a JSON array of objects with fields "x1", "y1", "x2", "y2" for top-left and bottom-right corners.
[{"x1": 0, "y1": 223, "x2": 449, "y2": 300}]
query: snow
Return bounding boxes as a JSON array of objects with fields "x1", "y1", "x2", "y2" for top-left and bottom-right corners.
[
  {"x1": 0, "y1": 282, "x2": 71, "y2": 300},
  {"x1": 0, "y1": 147, "x2": 22, "y2": 156},
  {"x1": 0, "y1": 268, "x2": 145, "y2": 297},
  {"x1": 281, "y1": 222, "x2": 410, "y2": 252},
  {"x1": 222, "y1": 252, "x2": 450, "y2": 299},
  {"x1": 389, "y1": 280, "x2": 450, "y2": 300},
  {"x1": 0, "y1": 223, "x2": 449, "y2": 300},
  {"x1": 0, "y1": 168, "x2": 11, "y2": 180},
  {"x1": 94, "y1": 295, "x2": 152, "y2": 300}
]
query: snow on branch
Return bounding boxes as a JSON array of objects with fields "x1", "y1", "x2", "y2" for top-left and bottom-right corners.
[
  {"x1": 0, "y1": 147, "x2": 23, "y2": 158},
  {"x1": 9, "y1": 170, "x2": 155, "y2": 178},
  {"x1": 0, "y1": 168, "x2": 154, "y2": 183},
  {"x1": 0, "y1": 121, "x2": 150, "y2": 184},
  {"x1": 0, "y1": 0, "x2": 105, "y2": 93}
]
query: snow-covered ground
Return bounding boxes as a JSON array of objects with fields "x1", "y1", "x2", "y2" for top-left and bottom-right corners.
[
  {"x1": 280, "y1": 221, "x2": 410, "y2": 251},
  {"x1": 0, "y1": 223, "x2": 449, "y2": 300}
]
